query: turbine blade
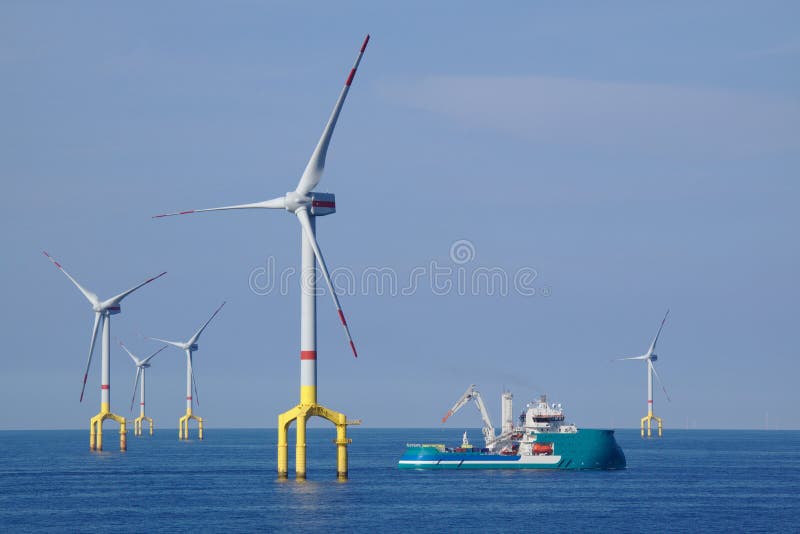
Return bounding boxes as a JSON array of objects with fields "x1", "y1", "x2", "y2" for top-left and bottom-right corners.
[
  {"x1": 141, "y1": 345, "x2": 168, "y2": 365},
  {"x1": 130, "y1": 367, "x2": 142, "y2": 413},
  {"x1": 295, "y1": 34, "x2": 370, "y2": 196},
  {"x1": 147, "y1": 337, "x2": 186, "y2": 350},
  {"x1": 190, "y1": 356, "x2": 200, "y2": 407},
  {"x1": 119, "y1": 340, "x2": 141, "y2": 365},
  {"x1": 650, "y1": 362, "x2": 671, "y2": 402},
  {"x1": 295, "y1": 208, "x2": 358, "y2": 357},
  {"x1": 80, "y1": 312, "x2": 102, "y2": 402},
  {"x1": 188, "y1": 302, "x2": 226, "y2": 346},
  {"x1": 648, "y1": 309, "x2": 670, "y2": 354},
  {"x1": 43, "y1": 251, "x2": 98, "y2": 306},
  {"x1": 613, "y1": 355, "x2": 649, "y2": 361},
  {"x1": 106, "y1": 271, "x2": 166, "y2": 305},
  {"x1": 152, "y1": 198, "x2": 285, "y2": 219}
]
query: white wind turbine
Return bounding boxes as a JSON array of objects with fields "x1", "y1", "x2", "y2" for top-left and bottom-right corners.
[
  {"x1": 154, "y1": 35, "x2": 369, "y2": 479},
  {"x1": 148, "y1": 302, "x2": 226, "y2": 440},
  {"x1": 615, "y1": 309, "x2": 671, "y2": 437},
  {"x1": 43, "y1": 251, "x2": 166, "y2": 450},
  {"x1": 120, "y1": 341, "x2": 168, "y2": 437}
]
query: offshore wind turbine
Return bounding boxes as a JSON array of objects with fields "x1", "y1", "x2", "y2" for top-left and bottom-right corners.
[
  {"x1": 615, "y1": 310, "x2": 671, "y2": 437},
  {"x1": 153, "y1": 34, "x2": 369, "y2": 479},
  {"x1": 148, "y1": 302, "x2": 225, "y2": 440},
  {"x1": 120, "y1": 341, "x2": 167, "y2": 437},
  {"x1": 43, "y1": 251, "x2": 166, "y2": 450}
]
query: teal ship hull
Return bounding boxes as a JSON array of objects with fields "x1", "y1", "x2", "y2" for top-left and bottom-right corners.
[{"x1": 398, "y1": 429, "x2": 625, "y2": 470}]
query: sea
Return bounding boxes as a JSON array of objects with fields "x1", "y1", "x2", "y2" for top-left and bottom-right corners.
[{"x1": 0, "y1": 428, "x2": 797, "y2": 532}]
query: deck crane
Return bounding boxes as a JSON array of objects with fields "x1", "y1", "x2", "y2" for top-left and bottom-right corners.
[{"x1": 442, "y1": 384, "x2": 497, "y2": 447}]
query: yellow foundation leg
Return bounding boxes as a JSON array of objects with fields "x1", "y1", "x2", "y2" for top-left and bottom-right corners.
[
  {"x1": 277, "y1": 426, "x2": 289, "y2": 479},
  {"x1": 277, "y1": 407, "x2": 302, "y2": 479},
  {"x1": 96, "y1": 418, "x2": 104, "y2": 451},
  {"x1": 277, "y1": 402, "x2": 356, "y2": 480},
  {"x1": 295, "y1": 414, "x2": 307, "y2": 480},
  {"x1": 91, "y1": 405, "x2": 128, "y2": 451},
  {"x1": 179, "y1": 411, "x2": 203, "y2": 440},
  {"x1": 149, "y1": 419, "x2": 154, "y2": 436},
  {"x1": 335, "y1": 417, "x2": 349, "y2": 480},
  {"x1": 641, "y1": 412, "x2": 663, "y2": 438}
]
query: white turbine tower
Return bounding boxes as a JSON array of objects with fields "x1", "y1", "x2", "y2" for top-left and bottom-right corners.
[
  {"x1": 120, "y1": 341, "x2": 167, "y2": 437},
  {"x1": 615, "y1": 309, "x2": 671, "y2": 437},
  {"x1": 43, "y1": 251, "x2": 166, "y2": 450},
  {"x1": 153, "y1": 35, "x2": 369, "y2": 479},
  {"x1": 148, "y1": 302, "x2": 226, "y2": 440}
]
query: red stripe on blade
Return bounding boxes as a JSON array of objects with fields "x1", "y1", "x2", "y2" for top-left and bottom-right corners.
[
  {"x1": 338, "y1": 310, "x2": 347, "y2": 326},
  {"x1": 350, "y1": 341, "x2": 358, "y2": 358},
  {"x1": 345, "y1": 68, "x2": 356, "y2": 86},
  {"x1": 361, "y1": 35, "x2": 370, "y2": 53},
  {"x1": 180, "y1": 210, "x2": 195, "y2": 215},
  {"x1": 301, "y1": 351, "x2": 317, "y2": 360}
]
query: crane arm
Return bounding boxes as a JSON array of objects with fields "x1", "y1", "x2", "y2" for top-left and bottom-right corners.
[
  {"x1": 442, "y1": 384, "x2": 479, "y2": 423},
  {"x1": 441, "y1": 384, "x2": 496, "y2": 446},
  {"x1": 471, "y1": 391, "x2": 496, "y2": 444}
]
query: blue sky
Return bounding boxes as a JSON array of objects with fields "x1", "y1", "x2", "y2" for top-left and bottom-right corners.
[{"x1": 2, "y1": 2, "x2": 798, "y2": 430}]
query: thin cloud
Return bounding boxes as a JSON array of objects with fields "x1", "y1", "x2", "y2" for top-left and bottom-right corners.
[{"x1": 380, "y1": 76, "x2": 800, "y2": 157}]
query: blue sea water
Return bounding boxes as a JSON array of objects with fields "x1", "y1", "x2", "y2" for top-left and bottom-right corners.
[{"x1": 0, "y1": 428, "x2": 798, "y2": 532}]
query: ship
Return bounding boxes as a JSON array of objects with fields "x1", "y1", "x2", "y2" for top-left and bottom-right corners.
[{"x1": 398, "y1": 386, "x2": 626, "y2": 470}]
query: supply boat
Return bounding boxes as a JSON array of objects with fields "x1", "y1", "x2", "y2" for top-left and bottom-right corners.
[{"x1": 398, "y1": 386, "x2": 625, "y2": 470}]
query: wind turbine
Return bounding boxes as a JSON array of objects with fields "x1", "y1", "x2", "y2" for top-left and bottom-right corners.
[
  {"x1": 153, "y1": 35, "x2": 370, "y2": 479},
  {"x1": 43, "y1": 251, "x2": 166, "y2": 450},
  {"x1": 148, "y1": 302, "x2": 225, "y2": 440},
  {"x1": 615, "y1": 310, "x2": 671, "y2": 437},
  {"x1": 120, "y1": 341, "x2": 167, "y2": 437}
]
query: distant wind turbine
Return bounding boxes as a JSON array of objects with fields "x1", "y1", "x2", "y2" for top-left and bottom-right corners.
[
  {"x1": 615, "y1": 310, "x2": 671, "y2": 438},
  {"x1": 121, "y1": 341, "x2": 167, "y2": 437},
  {"x1": 148, "y1": 302, "x2": 225, "y2": 440}
]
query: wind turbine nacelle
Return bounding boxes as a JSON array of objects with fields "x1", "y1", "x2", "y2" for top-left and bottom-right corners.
[
  {"x1": 190, "y1": 343, "x2": 199, "y2": 351},
  {"x1": 107, "y1": 305, "x2": 121, "y2": 315},
  {"x1": 650, "y1": 354, "x2": 658, "y2": 362},
  {"x1": 309, "y1": 193, "x2": 336, "y2": 217}
]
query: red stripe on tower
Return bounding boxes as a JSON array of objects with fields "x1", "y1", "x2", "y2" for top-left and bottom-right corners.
[
  {"x1": 186, "y1": 396, "x2": 192, "y2": 400},
  {"x1": 648, "y1": 400, "x2": 653, "y2": 404},
  {"x1": 140, "y1": 402, "x2": 145, "y2": 406},
  {"x1": 101, "y1": 385, "x2": 110, "y2": 390},
  {"x1": 301, "y1": 351, "x2": 317, "y2": 360}
]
